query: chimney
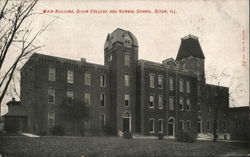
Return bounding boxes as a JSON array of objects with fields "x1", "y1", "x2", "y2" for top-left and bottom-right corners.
[{"x1": 80, "y1": 58, "x2": 86, "y2": 62}]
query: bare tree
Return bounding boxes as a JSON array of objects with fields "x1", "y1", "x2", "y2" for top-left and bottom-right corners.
[
  {"x1": 206, "y1": 64, "x2": 245, "y2": 142},
  {"x1": 206, "y1": 64, "x2": 244, "y2": 107},
  {"x1": 0, "y1": 0, "x2": 49, "y2": 114}
]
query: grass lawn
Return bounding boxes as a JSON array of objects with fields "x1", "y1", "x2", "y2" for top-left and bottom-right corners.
[{"x1": 0, "y1": 136, "x2": 249, "y2": 157}]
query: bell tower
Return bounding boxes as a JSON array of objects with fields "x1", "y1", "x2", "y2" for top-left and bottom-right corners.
[
  {"x1": 176, "y1": 34, "x2": 205, "y2": 84},
  {"x1": 176, "y1": 34, "x2": 206, "y2": 130},
  {"x1": 104, "y1": 28, "x2": 138, "y2": 134}
]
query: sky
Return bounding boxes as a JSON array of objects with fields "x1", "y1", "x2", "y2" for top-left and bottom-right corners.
[{"x1": 1, "y1": 0, "x2": 249, "y2": 115}]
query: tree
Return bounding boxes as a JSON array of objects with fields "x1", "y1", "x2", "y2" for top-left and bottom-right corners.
[
  {"x1": 60, "y1": 99, "x2": 89, "y2": 134},
  {"x1": 206, "y1": 64, "x2": 244, "y2": 142},
  {"x1": 0, "y1": 0, "x2": 50, "y2": 114},
  {"x1": 206, "y1": 64, "x2": 244, "y2": 107}
]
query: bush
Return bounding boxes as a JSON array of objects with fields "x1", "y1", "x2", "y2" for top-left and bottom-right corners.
[
  {"x1": 38, "y1": 130, "x2": 47, "y2": 136},
  {"x1": 80, "y1": 128, "x2": 85, "y2": 136},
  {"x1": 4, "y1": 124, "x2": 18, "y2": 133},
  {"x1": 103, "y1": 123, "x2": 116, "y2": 136},
  {"x1": 51, "y1": 125, "x2": 65, "y2": 136},
  {"x1": 157, "y1": 133, "x2": 164, "y2": 140},
  {"x1": 176, "y1": 129, "x2": 197, "y2": 143},
  {"x1": 90, "y1": 128, "x2": 103, "y2": 136},
  {"x1": 0, "y1": 129, "x2": 5, "y2": 136},
  {"x1": 123, "y1": 131, "x2": 132, "y2": 139}
]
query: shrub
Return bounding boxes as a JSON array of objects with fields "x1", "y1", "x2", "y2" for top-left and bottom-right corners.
[
  {"x1": 157, "y1": 133, "x2": 164, "y2": 140},
  {"x1": 103, "y1": 123, "x2": 116, "y2": 136},
  {"x1": 80, "y1": 128, "x2": 85, "y2": 136},
  {"x1": 38, "y1": 130, "x2": 47, "y2": 136},
  {"x1": 0, "y1": 129, "x2": 5, "y2": 136},
  {"x1": 51, "y1": 125, "x2": 65, "y2": 136},
  {"x1": 176, "y1": 129, "x2": 197, "y2": 143},
  {"x1": 90, "y1": 128, "x2": 102, "y2": 136},
  {"x1": 4, "y1": 124, "x2": 18, "y2": 133},
  {"x1": 123, "y1": 131, "x2": 132, "y2": 139}
]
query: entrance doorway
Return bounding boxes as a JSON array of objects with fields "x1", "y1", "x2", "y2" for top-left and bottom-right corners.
[
  {"x1": 168, "y1": 117, "x2": 175, "y2": 136},
  {"x1": 122, "y1": 112, "x2": 131, "y2": 132},
  {"x1": 197, "y1": 117, "x2": 202, "y2": 133}
]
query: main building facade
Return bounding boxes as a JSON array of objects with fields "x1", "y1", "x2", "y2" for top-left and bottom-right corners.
[{"x1": 16, "y1": 28, "x2": 231, "y2": 137}]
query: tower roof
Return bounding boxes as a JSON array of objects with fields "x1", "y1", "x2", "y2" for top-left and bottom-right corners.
[
  {"x1": 176, "y1": 34, "x2": 205, "y2": 60},
  {"x1": 104, "y1": 28, "x2": 138, "y2": 50}
]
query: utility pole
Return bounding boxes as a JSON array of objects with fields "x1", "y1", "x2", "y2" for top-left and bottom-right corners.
[{"x1": 213, "y1": 82, "x2": 220, "y2": 142}]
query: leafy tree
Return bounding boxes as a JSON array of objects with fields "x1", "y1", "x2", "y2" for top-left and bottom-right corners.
[
  {"x1": 60, "y1": 99, "x2": 89, "y2": 121},
  {"x1": 60, "y1": 99, "x2": 89, "y2": 134}
]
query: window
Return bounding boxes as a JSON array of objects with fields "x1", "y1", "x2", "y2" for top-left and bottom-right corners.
[
  {"x1": 66, "y1": 119, "x2": 73, "y2": 129},
  {"x1": 149, "y1": 73, "x2": 155, "y2": 88},
  {"x1": 179, "y1": 97, "x2": 184, "y2": 111},
  {"x1": 100, "y1": 74, "x2": 106, "y2": 87},
  {"x1": 67, "y1": 70, "x2": 74, "y2": 83},
  {"x1": 222, "y1": 122, "x2": 226, "y2": 131},
  {"x1": 207, "y1": 121, "x2": 210, "y2": 131},
  {"x1": 84, "y1": 93, "x2": 91, "y2": 106},
  {"x1": 197, "y1": 72, "x2": 201, "y2": 81},
  {"x1": 124, "y1": 39, "x2": 131, "y2": 47},
  {"x1": 125, "y1": 54, "x2": 130, "y2": 66},
  {"x1": 169, "y1": 77, "x2": 174, "y2": 91},
  {"x1": 84, "y1": 119, "x2": 90, "y2": 129},
  {"x1": 186, "y1": 98, "x2": 191, "y2": 111},
  {"x1": 67, "y1": 89, "x2": 73, "y2": 105},
  {"x1": 186, "y1": 81, "x2": 190, "y2": 93},
  {"x1": 48, "y1": 66, "x2": 55, "y2": 81},
  {"x1": 197, "y1": 62, "x2": 200, "y2": 67},
  {"x1": 48, "y1": 112, "x2": 55, "y2": 126},
  {"x1": 179, "y1": 79, "x2": 184, "y2": 92},
  {"x1": 100, "y1": 114, "x2": 105, "y2": 128},
  {"x1": 125, "y1": 73, "x2": 129, "y2": 87},
  {"x1": 100, "y1": 93, "x2": 105, "y2": 107},
  {"x1": 149, "y1": 95, "x2": 154, "y2": 108},
  {"x1": 169, "y1": 97, "x2": 174, "y2": 110},
  {"x1": 158, "y1": 75, "x2": 163, "y2": 89},
  {"x1": 125, "y1": 94, "x2": 130, "y2": 106},
  {"x1": 221, "y1": 122, "x2": 226, "y2": 131},
  {"x1": 198, "y1": 85, "x2": 201, "y2": 96},
  {"x1": 124, "y1": 34, "x2": 132, "y2": 48},
  {"x1": 187, "y1": 120, "x2": 191, "y2": 128},
  {"x1": 158, "y1": 95, "x2": 163, "y2": 109},
  {"x1": 180, "y1": 120, "x2": 184, "y2": 130},
  {"x1": 48, "y1": 88, "x2": 55, "y2": 104},
  {"x1": 158, "y1": 119, "x2": 163, "y2": 133},
  {"x1": 149, "y1": 118, "x2": 155, "y2": 133},
  {"x1": 85, "y1": 72, "x2": 91, "y2": 86},
  {"x1": 198, "y1": 103, "x2": 201, "y2": 112},
  {"x1": 207, "y1": 104, "x2": 211, "y2": 113},
  {"x1": 108, "y1": 54, "x2": 112, "y2": 62}
]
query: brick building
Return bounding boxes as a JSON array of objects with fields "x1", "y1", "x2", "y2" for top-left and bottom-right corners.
[
  {"x1": 8, "y1": 28, "x2": 233, "y2": 137},
  {"x1": 229, "y1": 106, "x2": 250, "y2": 141}
]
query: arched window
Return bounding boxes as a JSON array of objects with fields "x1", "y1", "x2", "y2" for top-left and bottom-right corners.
[
  {"x1": 168, "y1": 117, "x2": 175, "y2": 136},
  {"x1": 122, "y1": 111, "x2": 131, "y2": 132},
  {"x1": 197, "y1": 116, "x2": 202, "y2": 133},
  {"x1": 122, "y1": 111, "x2": 131, "y2": 118}
]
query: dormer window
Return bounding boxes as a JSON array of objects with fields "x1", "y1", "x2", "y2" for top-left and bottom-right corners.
[{"x1": 124, "y1": 34, "x2": 131, "y2": 47}]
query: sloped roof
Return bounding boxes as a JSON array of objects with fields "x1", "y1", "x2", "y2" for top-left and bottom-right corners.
[
  {"x1": 162, "y1": 58, "x2": 178, "y2": 67},
  {"x1": 104, "y1": 28, "x2": 138, "y2": 49},
  {"x1": 176, "y1": 35, "x2": 205, "y2": 60},
  {"x1": 3, "y1": 100, "x2": 27, "y2": 117},
  {"x1": 3, "y1": 108, "x2": 27, "y2": 117},
  {"x1": 229, "y1": 106, "x2": 250, "y2": 112}
]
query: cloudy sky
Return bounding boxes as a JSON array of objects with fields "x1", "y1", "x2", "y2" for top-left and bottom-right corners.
[{"x1": 1, "y1": 0, "x2": 249, "y2": 114}]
